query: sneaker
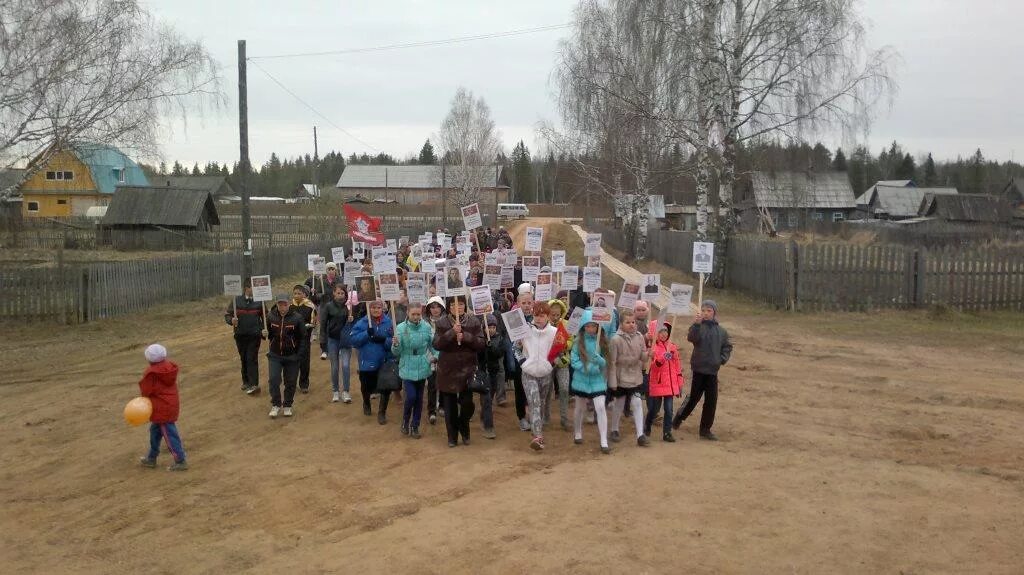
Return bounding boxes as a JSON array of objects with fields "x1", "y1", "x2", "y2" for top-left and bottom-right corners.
[
  {"x1": 461, "y1": 435, "x2": 471, "y2": 446},
  {"x1": 600, "y1": 445, "x2": 612, "y2": 454},
  {"x1": 332, "y1": 392, "x2": 340, "y2": 403},
  {"x1": 610, "y1": 430, "x2": 621, "y2": 443},
  {"x1": 700, "y1": 431, "x2": 719, "y2": 441},
  {"x1": 377, "y1": 413, "x2": 387, "y2": 425},
  {"x1": 530, "y1": 437, "x2": 544, "y2": 451},
  {"x1": 282, "y1": 407, "x2": 293, "y2": 417},
  {"x1": 139, "y1": 457, "x2": 156, "y2": 468},
  {"x1": 483, "y1": 428, "x2": 497, "y2": 440},
  {"x1": 411, "y1": 427, "x2": 422, "y2": 439},
  {"x1": 167, "y1": 461, "x2": 189, "y2": 471},
  {"x1": 663, "y1": 432, "x2": 677, "y2": 443},
  {"x1": 400, "y1": 424, "x2": 409, "y2": 436},
  {"x1": 299, "y1": 387, "x2": 309, "y2": 394},
  {"x1": 574, "y1": 437, "x2": 583, "y2": 445},
  {"x1": 518, "y1": 418, "x2": 530, "y2": 432},
  {"x1": 637, "y1": 435, "x2": 651, "y2": 447},
  {"x1": 429, "y1": 413, "x2": 437, "y2": 425},
  {"x1": 269, "y1": 406, "x2": 280, "y2": 418},
  {"x1": 246, "y1": 386, "x2": 260, "y2": 396},
  {"x1": 371, "y1": 393, "x2": 379, "y2": 400},
  {"x1": 342, "y1": 391, "x2": 352, "y2": 404},
  {"x1": 320, "y1": 352, "x2": 328, "y2": 360}
]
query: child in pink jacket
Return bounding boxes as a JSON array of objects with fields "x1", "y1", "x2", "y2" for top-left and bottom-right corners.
[{"x1": 645, "y1": 322, "x2": 683, "y2": 442}]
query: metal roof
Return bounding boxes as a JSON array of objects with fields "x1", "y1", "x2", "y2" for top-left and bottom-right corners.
[
  {"x1": 855, "y1": 179, "x2": 915, "y2": 205},
  {"x1": 751, "y1": 171, "x2": 856, "y2": 209},
  {"x1": 872, "y1": 185, "x2": 957, "y2": 218},
  {"x1": 919, "y1": 193, "x2": 1013, "y2": 223},
  {"x1": 336, "y1": 165, "x2": 508, "y2": 189},
  {"x1": 102, "y1": 186, "x2": 220, "y2": 227},
  {"x1": 73, "y1": 143, "x2": 149, "y2": 194}
]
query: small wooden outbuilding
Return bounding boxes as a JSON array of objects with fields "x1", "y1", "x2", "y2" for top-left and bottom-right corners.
[{"x1": 101, "y1": 186, "x2": 220, "y2": 250}]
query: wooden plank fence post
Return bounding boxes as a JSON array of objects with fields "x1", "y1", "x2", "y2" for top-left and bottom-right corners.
[
  {"x1": 913, "y1": 249, "x2": 926, "y2": 308},
  {"x1": 787, "y1": 240, "x2": 799, "y2": 311}
]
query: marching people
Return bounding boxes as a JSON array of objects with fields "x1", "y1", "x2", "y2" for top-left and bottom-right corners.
[
  {"x1": 322, "y1": 284, "x2": 353, "y2": 404},
  {"x1": 291, "y1": 284, "x2": 317, "y2": 394},
  {"x1": 350, "y1": 300, "x2": 394, "y2": 423},
  {"x1": 432, "y1": 295, "x2": 486, "y2": 448},
  {"x1": 509, "y1": 291, "x2": 534, "y2": 432},
  {"x1": 547, "y1": 299, "x2": 573, "y2": 431},
  {"x1": 672, "y1": 300, "x2": 733, "y2": 440},
  {"x1": 307, "y1": 261, "x2": 342, "y2": 360},
  {"x1": 647, "y1": 321, "x2": 682, "y2": 442},
  {"x1": 424, "y1": 296, "x2": 446, "y2": 424},
  {"x1": 477, "y1": 314, "x2": 504, "y2": 440},
  {"x1": 519, "y1": 301, "x2": 557, "y2": 451},
  {"x1": 267, "y1": 293, "x2": 308, "y2": 418},
  {"x1": 392, "y1": 304, "x2": 434, "y2": 439},
  {"x1": 570, "y1": 309, "x2": 612, "y2": 454},
  {"x1": 225, "y1": 278, "x2": 264, "y2": 395},
  {"x1": 608, "y1": 308, "x2": 650, "y2": 447}
]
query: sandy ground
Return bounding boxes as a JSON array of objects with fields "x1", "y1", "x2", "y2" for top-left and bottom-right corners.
[{"x1": 1, "y1": 218, "x2": 1022, "y2": 574}]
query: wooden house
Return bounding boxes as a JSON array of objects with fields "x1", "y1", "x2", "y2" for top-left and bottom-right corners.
[
  {"x1": 101, "y1": 186, "x2": 220, "y2": 250},
  {"x1": 333, "y1": 165, "x2": 510, "y2": 206}
]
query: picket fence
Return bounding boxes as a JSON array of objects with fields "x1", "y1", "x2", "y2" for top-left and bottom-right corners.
[{"x1": 590, "y1": 223, "x2": 1024, "y2": 312}]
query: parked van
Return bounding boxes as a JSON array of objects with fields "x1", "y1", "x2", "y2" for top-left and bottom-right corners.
[{"x1": 497, "y1": 203, "x2": 529, "y2": 219}]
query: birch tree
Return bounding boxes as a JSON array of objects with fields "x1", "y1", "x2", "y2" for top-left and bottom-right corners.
[
  {"x1": 437, "y1": 87, "x2": 503, "y2": 207},
  {"x1": 0, "y1": 0, "x2": 222, "y2": 197}
]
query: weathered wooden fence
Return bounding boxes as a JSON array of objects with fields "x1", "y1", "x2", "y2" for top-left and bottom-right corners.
[{"x1": 591, "y1": 224, "x2": 1024, "y2": 312}]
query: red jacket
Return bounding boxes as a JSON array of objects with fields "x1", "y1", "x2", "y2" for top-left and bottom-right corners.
[
  {"x1": 648, "y1": 339, "x2": 683, "y2": 398},
  {"x1": 138, "y1": 360, "x2": 180, "y2": 423}
]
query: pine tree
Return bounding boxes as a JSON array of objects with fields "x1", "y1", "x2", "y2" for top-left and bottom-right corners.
[
  {"x1": 895, "y1": 153, "x2": 916, "y2": 181},
  {"x1": 191, "y1": 163, "x2": 201, "y2": 176},
  {"x1": 511, "y1": 140, "x2": 535, "y2": 203},
  {"x1": 418, "y1": 139, "x2": 437, "y2": 165},
  {"x1": 967, "y1": 149, "x2": 986, "y2": 194},
  {"x1": 171, "y1": 161, "x2": 185, "y2": 176},
  {"x1": 920, "y1": 153, "x2": 936, "y2": 186},
  {"x1": 832, "y1": 149, "x2": 847, "y2": 171}
]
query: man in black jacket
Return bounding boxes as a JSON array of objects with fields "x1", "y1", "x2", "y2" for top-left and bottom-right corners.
[
  {"x1": 673, "y1": 299, "x2": 733, "y2": 440},
  {"x1": 225, "y1": 278, "x2": 265, "y2": 395},
  {"x1": 267, "y1": 293, "x2": 308, "y2": 418}
]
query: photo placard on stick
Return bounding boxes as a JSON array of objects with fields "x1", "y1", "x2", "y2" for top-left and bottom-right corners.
[
  {"x1": 561, "y1": 266, "x2": 579, "y2": 290},
  {"x1": 484, "y1": 264, "x2": 503, "y2": 290},
  {"x1": 535, "y1": 273, "x2": 553, "y2": 301},
  {"x1": 591, "y1": 307, "x2": 613, "y2": 328},
  {"x1": 378, "y1": 272, "x2": 401, "y2": 301},
  {"x1": 343, "y1": 262, "x2": 361, "y2": 286},
  {"x1": 566, "y1": 307, "x2": 585, "y2": 334},
  {"x1": 444, "y1": 266, "x2": 466, "y2": 297},
  {"x1": 461, "y1": 203, "x2": 483, "y2": 230},
  {"x1": 312, "y1": 257, "x2": 327, "y2": 276},
  {"x1": 251, "y1": 275, "x2": 273, "y2": 302},
  {"x1": 355, "y1": 275, "x2": 376, "y2": 303},
  {"x1": 434, "y1": 271, "x2": 447, "y2": 298},
  {"x1": 668, "y1": 283, "x2": 694, "y2": 315},
  {"x1": 619, "y1": 280, "x2": 641, "y2": 309},
  {"x1": 591, "y1": 292, "x2": 613, "y2": 310},
  {"x1": 584, "y1": 233, "x2": 602, "y2": 257},
  {"x1": 307, "y1": 254, "x2": 320, "y2": 272},
  {"x1": 331, "y1": 246, "x2": 345, "y2": 264},
  {"x1": 587, "y1": 255, "x2": 602, "y2": 268},
  {"x1": 406, "y1": 272, "x2": 427, "y2": 306},
  {"x1": 525, "y1": 227, "x2": 544, "y2": 253},
  {"x1": 223, "y1": 274, "x2": 243, "y2": 297},
  {"x1": 469, "y1": 285, "x2": 494, "y2": 316},
  {"x1": 352, "y1": 241, "x2": 365, "y2": 261},
  {"x1": 582, "y1": 266, "x2": 602, "y2": 293},
  {"x1": 386, "y1": 238, "x2": 398, "y2": 253},
  {"x1": 641, "y1": 273, "x2": 661, "y2": 301},
  {"x1": 501, "y1": 308, "x2": 530, "y2": 342},
  {"x1": 550, "y1": 250, "x2": 566, "y2": 272},
  {"x1": 500, "y1": 265, "x2": 515, "y2": 289},
  {"x1": 692, "y1": 242, "x2": 715, "y2": 274},
  {"x1": 522, "y1": 256, "x2": 541, "y2": 282},
  {"x1": 399, "y1": 236, "x2": 410, "y2": 247}
]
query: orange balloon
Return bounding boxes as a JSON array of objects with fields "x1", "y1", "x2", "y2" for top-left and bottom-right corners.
[{"x1": 124, "y1": 397, "x2": 153, "y2": 426}]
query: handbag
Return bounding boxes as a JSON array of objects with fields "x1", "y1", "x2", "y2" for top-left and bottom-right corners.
[
  {"x1": 376, "y1": 359, "x2": 402, "y2": 392},
  {"x1": 467, "y1": 369, "x2": 490, "y2": 394}
]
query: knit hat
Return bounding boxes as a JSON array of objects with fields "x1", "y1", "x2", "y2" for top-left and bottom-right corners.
[
  {"x1": 326, "y1": 262, "x2": 338, "y2": 270},
  {"x1": 293, "y1": 284, "x2": 310, "y2": 297},
  {"x1": 518, "y1": 282, "x2": 534, "y2": 295},
  {"x1": 144, "y1": 343, "x2": 167, "y2": 363},
  {"x1": 485, "y1": 314, "x2": 498, "y2": 327},
  {"x1": 276, "y1": 293, "x2": 290, "y2": 303},
  {"x1": 634, "y1": 300, "x2": 650, "y2": 313},
  {"x1": 701, "y1": 299, "x2": 718, "y2": 315}
]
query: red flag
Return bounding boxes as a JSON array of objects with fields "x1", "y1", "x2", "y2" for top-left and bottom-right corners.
[
  {"x1": 547, "y1": 321, "x2": 569, "y2": 362},
  {"x1": 343, "y1": 204, "x2": 385, "y2": 245}
]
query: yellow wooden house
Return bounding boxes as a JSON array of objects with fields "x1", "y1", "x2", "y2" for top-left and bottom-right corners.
[{"x1": 18, "y1": 143, "x2": 149, "y2": 217}]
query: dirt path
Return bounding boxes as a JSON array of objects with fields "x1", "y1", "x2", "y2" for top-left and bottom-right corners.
[{"x1": 1, "y1": 218, "x2": 1022, "y2": 574}]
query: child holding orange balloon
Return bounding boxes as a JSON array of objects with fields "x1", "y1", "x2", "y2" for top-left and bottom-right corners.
[{"x1": 137, "y1": 344, "x2": 188, "y2": 471}]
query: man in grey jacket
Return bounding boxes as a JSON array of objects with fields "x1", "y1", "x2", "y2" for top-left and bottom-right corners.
[{"x1": 673, "y1": 299, "x2": 732, "y2": 440}]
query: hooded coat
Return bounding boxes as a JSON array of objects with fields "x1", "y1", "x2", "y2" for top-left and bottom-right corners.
[
  {"x1": 432, "y1": 312, "x2": 486, "y2": 393},
  {"x1": 569, "y1": 309, "x2": 607, "y2": 397},
  {"x1": 350, "y1": 313, "x2": 394, "y2": 371},
  {"x1": 138, "y1": 360, "x2": 181, "y2": 423},
  {"x1": 608, "y1": 327, "x2": 647, "y2": 391},
  {"x1": 649, "y1": 323, "x2": 683, "y2": 397},
  {"x1": 393, "y1": 318, "x2": 435, "y2": 381}
]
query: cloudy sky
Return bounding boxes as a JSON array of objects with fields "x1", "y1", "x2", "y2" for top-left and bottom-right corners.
[{"x1": 147, "y1": 0, "x2": 1024, "y2": 169}]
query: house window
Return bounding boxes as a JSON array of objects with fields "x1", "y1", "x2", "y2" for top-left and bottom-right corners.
[
  {"x1": 46, "y1": 171, "x2": 56, "y2": 180},
  {"x1": 812, "y1": 211, "x2": 825, "y2": 222},
  {"x1": 832, "y1": 212, "x2": 845, "y2": 222},
  {"x1": 787, "y1": 212, "x2": 799, "y2": 228},
  {"x1": 45, "y1": 170, "x2": 73, "y2": 180},
  {"x1": 57, "y1": 199, "x2": 67, "y2": 205},
  {"x1": 63, "y1": 171, "x2": 73, "y2": 180},
  {"x1": 115, "y1": 168, "x2": 125, "y2": 183},
  {"x1": 27, "y1": 201, "x2": 39, "y2": 211}
]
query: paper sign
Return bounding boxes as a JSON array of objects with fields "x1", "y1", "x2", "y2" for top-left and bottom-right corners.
[
  {"x1": 501, "y1": 308, "x2": 530, "y2": 342},
  {"x1": 406, "y1": 272, "x2": 427, "y2": 306},
  {"x1": 307, "y1": 254, "x2": 320, "y2": 272},
  {"x1": 378, "y1": 273, "x2": 401, "y2": 302},
  {"x1": 461, "y1": 203, "x2": 483, "y2": 230},
  {"x1": 444, "y1": 265, "x2": 466, "y2": 297},
  {"x1": 251, "y1": 275, "x2": 273, "y2": 302},
  {"x1": 500, "y1": 266, "x2": 515, "y2": 289},
  {"x1": 331, "y1": 247, "x2": 345, "y2": 264},
  {"x1": 591, "y1": 307, "x2": 612, "y2": 327},
  {"x1": 535, "y1": 273, "x2": 553, "y2": 301},
  {"x1": 668, "y1": 283, "x2": 694, "y2": 315},
  {"x1": 223, "y1": 274, "x2": 243, "y2": 297},
  {"x1": 522, "y1": 256, "x2": 540, "y2": 282},
  {"x1": 582, "y1": 266, "x2": 602, "y2": 293},
  {"x1": 469, "y1": 285, "x2": 494, "y2": 316},
  {"x1": 312, "y1": 256, "x2": 327, "y2": 275},
  {"x1": 692, "y1": 242, "x2": 714, "y2": 274},
  {"x1": 587, "y1": 255, "x2": 602, "y2": 268},
  {"x1": 550, "y1": 250, "x2": 566, "y2": 272},
  {"x1": 641, "y1": 273, "x2": 661, "y2": 302},
  {"x1": 355, "y1": 275, "x2": 376, "y2": 303},
  {"x1": 485, "y1": 252, "x2": 500, "y2": 266},
  {"x1": 525, "y1": 227, "x2": 544, "y2": 253},
  {"x1": 434, "y1": 271, "x2": 446, "y2": 298},
  {"x1": 372, "y1": 247, "x2": 393, "y2": 273},
  {"x1": 566, "y1": 307, "x2": 585, "y2": 333},
  {"x1": 584, "y1": 233, "x2": 602, "y2": 257},
  {"x1": 352, "y1": 241, "x2": 365, "y2": 261},
  {"x1": 421, "y1": 258, "x2": 437, "y2": 273},
  {"x1": 484, "y1": 264, "x2": 502, "y2": 290},
  {"x1": 399, "y1": 236, "x2": 409, "y2": 247},
  {"x1": 561, "y1": 266, "x2": 579, "y2": 290},
  {"x1": 619, "y1": 280, "x2": 641, "y2": 309},
  {"x1": 591, "y1": 292, "x2": 614, "y2": 310},
  {"x1": 386, "y1": 239, "x2": 397, "y2": 252},
  {"x1": 343, "y1": 262, "x2": 361, "y2": 286}
]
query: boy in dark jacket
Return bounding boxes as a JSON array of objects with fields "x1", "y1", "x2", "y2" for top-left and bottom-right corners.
[
  {"x1": 290, "y1": 284, "x2": 318, "y2": 394},
  {"x1": 225, "y1": 278, "x2": 264, "y2": 395},
  {"x1": 138, "y1": 344, "x2": 188, "y2": 471},
  {"x1": 267, "y1": 293, "x2": 308, "y2": 419},
  {"x1": 673, "y1": 299, "x2": 733, "y2": 440},
  {"x1": 477, "y1": 314, "x2": 505, "y2": 439}
]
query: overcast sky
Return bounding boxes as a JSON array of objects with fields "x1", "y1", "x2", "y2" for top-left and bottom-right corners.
[{"x1": 147, "y1": 0, "x2": 1024, "y2": 169}]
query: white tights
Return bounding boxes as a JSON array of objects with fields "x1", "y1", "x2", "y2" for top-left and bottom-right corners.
[
  {"x1": 611, "y1": 394, "x2": 645, "y2": 438},
  {"x1": 574, "y1": 396, "x2": 608, "y2": 448}
]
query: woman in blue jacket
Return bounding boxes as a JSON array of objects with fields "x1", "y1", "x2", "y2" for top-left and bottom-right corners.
[
  {"x1": 350, "y1": 300, "x2": 394, "y2": 423},
  {"x1": 392, "y1": 305, "x2": 435, "y2": 439},
  {"x1": 570, "y1": 309, "x2": 612, "y2": 454}
]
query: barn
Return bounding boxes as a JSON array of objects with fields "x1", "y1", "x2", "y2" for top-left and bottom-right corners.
[{"x1": 101, "y1": 186, "x2": 220, "y2": 250}]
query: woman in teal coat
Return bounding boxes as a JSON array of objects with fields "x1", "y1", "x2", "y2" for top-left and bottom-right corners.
[
  {"x1": 392, "y1": 305, "x2": 436, "y2": 438},
  {"x1": 570, "y1": 309, "x2": 612, "y2": 453}
]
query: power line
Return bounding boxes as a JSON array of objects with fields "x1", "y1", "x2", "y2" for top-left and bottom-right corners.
[
  {"x1": 249, "y1": 23, "x2": 571, "y2": 60},
  {"x1": 248, "y1": 59, "x2": 379, "y2": 152}
]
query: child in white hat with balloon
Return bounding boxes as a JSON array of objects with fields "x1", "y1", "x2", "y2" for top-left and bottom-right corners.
[{"x1": 137, "y1": 344, "x2": 188, "y2": 471}]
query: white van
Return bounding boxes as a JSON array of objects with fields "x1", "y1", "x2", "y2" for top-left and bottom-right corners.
[{"x1": 497, "y1": 203, "x2": 529, "y2": 219}]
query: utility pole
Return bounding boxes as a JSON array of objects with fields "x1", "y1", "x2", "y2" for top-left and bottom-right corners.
[
  {"x1": 312, "y1": 125, "x2": 319, "y2": 200},
  {"x1": 238, "y1": 39, "x2": 252, "y2": 279}
]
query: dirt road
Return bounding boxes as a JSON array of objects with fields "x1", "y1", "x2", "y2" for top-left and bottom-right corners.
[{"x1": 1, "y1": 218, "x2": 1022, "y2": 574}]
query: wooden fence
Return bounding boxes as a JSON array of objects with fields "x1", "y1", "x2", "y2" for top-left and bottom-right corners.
[{"x1": 591, "y1": 224, "x2": 1024, "y2": 312}]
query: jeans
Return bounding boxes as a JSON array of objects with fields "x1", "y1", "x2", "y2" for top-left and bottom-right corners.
[
  {"x1": 676, "y1": 372, "x2": 718, "y2": 432},
  {"x1": 298, "y1": 336, "x2": 313, "y2": 390},
  {"x1": 646, "y1": 396, "x2": 674, "y2": 436},
  {"x1": 522, "y1": 373, "x2": 551, "y2": 438},
  {"x1": 268, "y1": 355, "x2": 299, "y2": 407},
  {"x1": 441, "y1": 390, "x2": 475, "y2": 443},
  {"x1": 359, "y1": 369, "x2": 391, "y2": 414},
  {"x1": 479, "y1": 367, "x2": 502, "y2": 430},
  {"x1": 403, "y1": 379, "x2": 425, "y2": 428},
  {"x1": 234, "y1": 334, "x2": 261, "y2": 389},
  {"x1": 327, "y1": 339, "x2": 352, "y2": 393},
  {"x1": 426, "y1": 371, "x2": 438, "y2": 415},
  {"x1": 147, "y1": 422, "x2": 186, "y2": 463}
]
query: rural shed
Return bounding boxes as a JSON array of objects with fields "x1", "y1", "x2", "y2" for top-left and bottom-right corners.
[
  {"x1": 862, "y1": 185, "x2": 958, "y2": 220},
  {"x1": 101, "y1": 186, "x2": 220, "y2": 250},
  {"x1": 738, "y1": 171, "x2": 857, "y2": 230},
  {"x1": 918, "y1": 193, "x2": 1014, "y2": 223}
]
